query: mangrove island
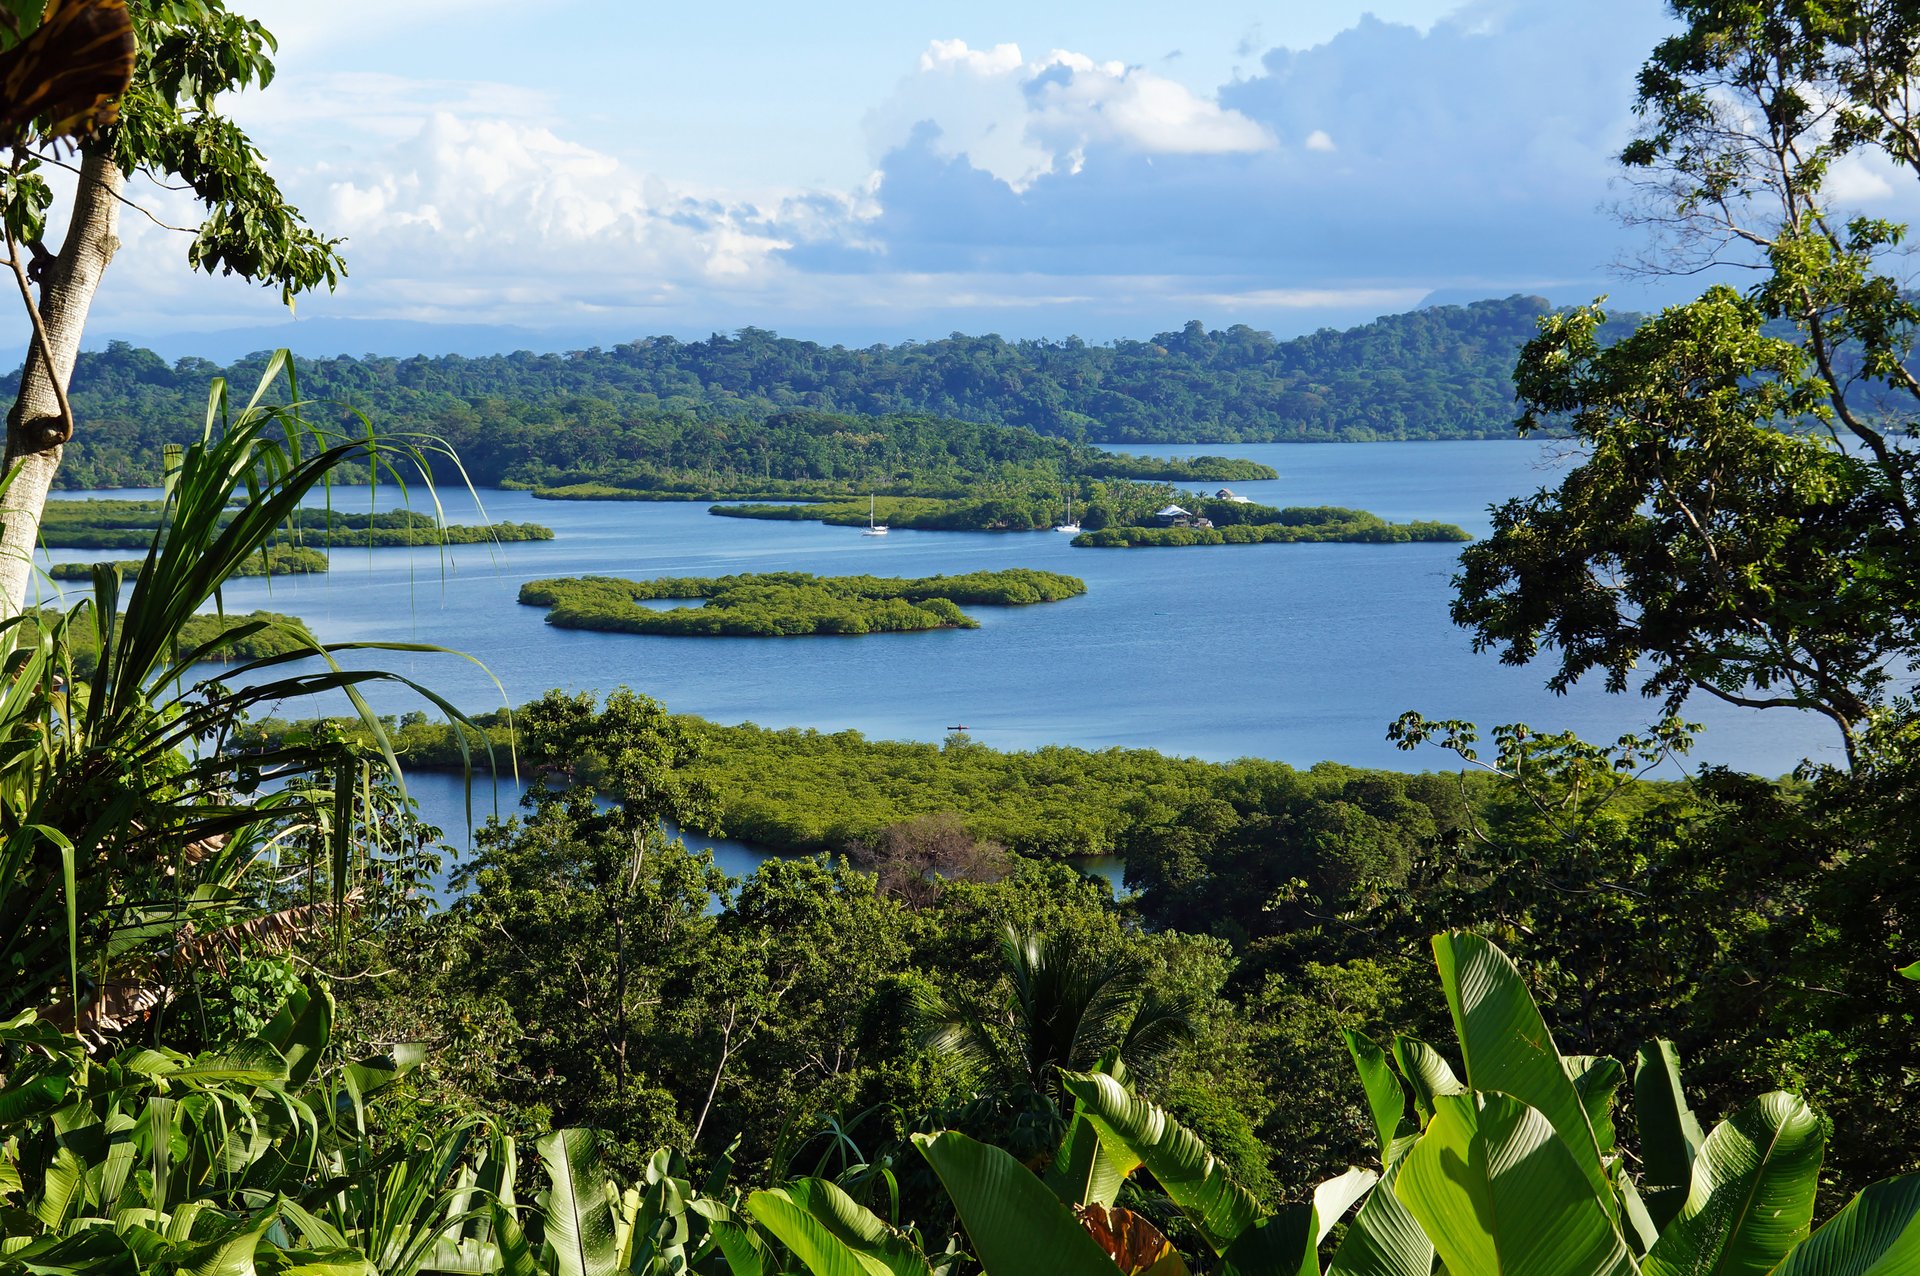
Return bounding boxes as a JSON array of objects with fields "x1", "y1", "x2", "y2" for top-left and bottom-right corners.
[{"x1": 518, "y1": 568, "x2": 1086, "y2": 636}]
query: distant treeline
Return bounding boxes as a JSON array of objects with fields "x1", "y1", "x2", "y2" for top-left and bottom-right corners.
[
  {"x1": 1075, "y1": 506, "x2": 1471, "y2": 547},
  {"x1": 518, "y1": 569, "x2": 1086, "y2": 637},
  {"x1": 518, "y1": 443, "x2": 1275, "y2": 501},
  {"x1": 30, "y1": 296, "x2": 1637, "y2": 491},
  {"x1": 714, "y1": 488, "x2": 1470, "y2": 541}
]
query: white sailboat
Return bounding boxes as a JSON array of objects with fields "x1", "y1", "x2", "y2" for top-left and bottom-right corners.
[
  {"x1": 1054, "y1": 491, "x2": 1080, "y2": 534},
  {"x1": 862, "y1": 494, "x2": 889, "y2": 536}
]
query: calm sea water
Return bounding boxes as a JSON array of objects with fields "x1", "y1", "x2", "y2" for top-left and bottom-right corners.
[{"x1": 41, "y1": 440, "x2": 1836, "y2": 863}]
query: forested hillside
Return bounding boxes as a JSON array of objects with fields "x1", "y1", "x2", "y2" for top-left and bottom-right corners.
[{"x1": 28, "y1": 295, "x2": 1602, "y2": 489}]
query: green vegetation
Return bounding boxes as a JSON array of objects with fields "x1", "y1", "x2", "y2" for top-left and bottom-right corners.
[
  {"x1": 39, "y1": 498, "x2": 553, "y2": 549},
  {"x1": 713, "y1": 493, "x2": 1075, "y2": 532},
  {"x1": 519, "y1": 443, "x2": 1277, "y2": 500},
  {"x1": 1076, "y1": 507, "x2": 1471, "y2": 547},
  {"x1": 48, "y1": 544, "x2": 330, "y2": 578},
  {"x1": 518, "y1": 569, "x2": 1085, "y2": 637},
  {"x1": 37, "y1": 299, "x2": 1631, "y2": 491},
  {"x1": 38, "y1": 339, "x2": 1309, "y2": 489},
  {"x1": 13, "y1": 7, "x2": 1920, "y2": 1275},
  {"x1": 713, "y1": 488, "x2": 1468, "y2": 542}
]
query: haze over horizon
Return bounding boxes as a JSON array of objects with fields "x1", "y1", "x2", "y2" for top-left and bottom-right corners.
[{"x1": 54, "y1": 0, "x2": 1920, "y2": 360}]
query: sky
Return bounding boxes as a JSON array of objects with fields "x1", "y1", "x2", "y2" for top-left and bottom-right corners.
[{"x1": 66, "y1": 0, "x2": 1881, "y2": 355}]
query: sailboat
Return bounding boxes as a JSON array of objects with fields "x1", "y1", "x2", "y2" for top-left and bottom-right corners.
[
  {"x1": 862, "y1": 494, "x2": 889, "y2": 536},
  {"x1": 1053, "y1": 490, "x2": 1080, "y2": 534}
]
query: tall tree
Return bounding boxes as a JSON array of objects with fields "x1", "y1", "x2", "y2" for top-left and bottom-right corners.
[
  {"x1": 1454, "y1": 0, "x2": 1920, "y2": 765},
  {"x1": 0, "y1": 0, "x2": 341, "y2": 612}
]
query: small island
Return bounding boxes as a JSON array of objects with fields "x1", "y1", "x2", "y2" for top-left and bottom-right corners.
[
  {"x1": 41, "y1": 500, "x2": 554, "y2": 551},
  {"x1": 519, "y1": 569, "x2": 1086, "y2": 637},
  {"x1": 1075, "y1": 503, "x2": 1471, "y2": 547}
]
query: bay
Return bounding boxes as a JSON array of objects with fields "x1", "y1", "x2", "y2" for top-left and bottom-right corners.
[{"x1": 40, "y1": 440, "x2": 1837, "y2": 806}]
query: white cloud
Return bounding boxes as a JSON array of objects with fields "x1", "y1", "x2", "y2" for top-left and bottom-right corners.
[
  {"x1": 1826, "y1": 152, "x2": 1897, "y2": 203},
  {"x1": 91, "y1": 1, "x2": 1914, "y2": 349},
  {"x1": 870, "y1": 40, "x2": 1271, "y2": 191}
]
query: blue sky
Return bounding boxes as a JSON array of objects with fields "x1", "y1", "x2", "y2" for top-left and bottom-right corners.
[{"x1": 83, "y1": 0, "x2": 1881, "y2": 353}]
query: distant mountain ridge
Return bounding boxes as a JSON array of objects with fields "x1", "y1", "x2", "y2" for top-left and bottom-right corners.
[{"x1": 15, "y1": 295, "x2": 1621, "y2": 487}]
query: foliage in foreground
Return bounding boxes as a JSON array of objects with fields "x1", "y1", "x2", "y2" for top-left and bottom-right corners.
[
  {"x1": 9, "y1": 925, "x2": 1913, "y2": 1276},
  {"x1": 13, "y1": 607, "x2": 319, "y2": 675},
  {"x1": 0, "y1": 351, "x2": 497, "y2": 1028}
]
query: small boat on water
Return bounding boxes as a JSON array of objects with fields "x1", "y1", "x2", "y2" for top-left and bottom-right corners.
[
  {"x1": 862, "y1": 494, "x2": 889, "y2": 536},
  {"x1": 1054, "y1": 491, "x2": 1080, "y2": 534}
]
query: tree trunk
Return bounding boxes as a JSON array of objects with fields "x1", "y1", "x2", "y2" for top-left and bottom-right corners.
[{"x1": 0, "y1": 149, "x2": 123, "y2": 615}]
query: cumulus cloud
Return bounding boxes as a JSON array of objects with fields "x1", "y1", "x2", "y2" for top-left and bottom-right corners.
[
  {"x1": 850, "y1": 2, "x2": 1691, "y2": 301},
  {"x1": 869, "y1": 40, "x2": 1271, "y2": 191},
  {"x1": 95, "y1": 0, "x2": 1920, "y2": 348}
]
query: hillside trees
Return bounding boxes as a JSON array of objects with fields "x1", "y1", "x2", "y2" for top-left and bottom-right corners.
[{"x1": 0, "y1": 0, "x2": 340, "y2": 612}]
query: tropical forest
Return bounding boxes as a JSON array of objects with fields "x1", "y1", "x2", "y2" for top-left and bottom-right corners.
[{"x1": 1, "y1": 2, "x2": 1918, "y2": 1276}]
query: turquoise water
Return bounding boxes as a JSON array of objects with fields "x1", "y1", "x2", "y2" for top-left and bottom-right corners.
[{"x1": 43, "y1": 439, "x2": 1837, "y2": 795}]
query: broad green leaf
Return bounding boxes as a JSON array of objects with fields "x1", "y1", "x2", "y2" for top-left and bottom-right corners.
[
  {"x1": 1394, "y1": 1092, "x2": 1637, "y2": 1276},
  {"x1": 911, "y1": 1131, "x2": 1119, "y2": 1276},
  {"x1": 536, "y1": 1129, "x2": 619, "y2": 1276},
  {"x1": 491, "y1": 1203, "x2": 540, "y2": 1276},
  {"x1": 1314, "y1": 1169, "x2": 1380, "y2": 1246},
  {"x1": 0, "y1": 1066, "x2": 69, "y2": 1120},
  {"x1": 1328, "y1": 1148, "x2": 1435, "y2": 1276},
  {"x1": 1770, "y1": 1173, "x2": 1920, "y2": 1276},
  {"x1": 1568, "y1": 1055, "x2": 1625, "y2": 1159},
  {"x1": 173, "y1": 1039, "x2": 289, "y2": 1087},
  {"x1": 1221, "y1": 1169, "x2": 1377, "y2": 1276},
  {"x1": 1897, "y1": 963, "x2": 1920, "y2": 982},
  {"x1": 1617, "y1": 1162, "x2": 1661, "y2": 1258},
  {"x1": 1643, "y1": 1092, "x2": 1823, "y2": 1276},
  {"x1": 260, "y1": 1250, "x2": 376, "y2": 1276},
  {"x1": 745, "y1": 1179, "x2": 928, "y2": 1276},
  {"x1": 704, "y1": 1216, "x2": 769, "y2": 1276},
  {"x1": 1216, "y1": 1206, "x2": 1315, "y2": 1276},
  {"x1": 180, "y1": 1206, "x2": 277, "y2": 1276},
  {"x1": 2, "y1": 1227, "x2": 138, "y2": 1274},
  {"x1": 1431, "y1": 932, "x2": 1613, "y2": 1210},
  {"x1": 747, "y1": 1189, "x2": 888, "y2": 1276},
  {"x1": 1047, "y1": 1107, "x2": 1141, "y2": 1209},
  {"x1": 1060, "y1": 1070, "x2": 1262, "y2": 1253},
  {"x1": 257, "y1": 983, "x2": 332, "y2": 1086},
  {"x1": 1389, "y1": 1036, "x2": 1463, "y2": 1127},
  {"x1": 35, "y1": 1145, "x2": 85, "y2": 1230},
  {"x1": 1346, "y1": 1031, "x2": 1407, "y2": 1158},
  {"x1": 1636, "y1": 1041, "x2": 1706, "y2": 1231}
]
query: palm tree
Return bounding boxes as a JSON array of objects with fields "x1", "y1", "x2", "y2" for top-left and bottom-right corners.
[{"x1": 919, "y1": 925, "x2": 1191, "y2": 1105}]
